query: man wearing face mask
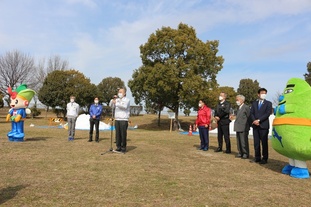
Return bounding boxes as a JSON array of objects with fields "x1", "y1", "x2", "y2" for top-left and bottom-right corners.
[
  {"x1": 214, "y1": 92, "x2": 232, "y2": 153},
  {"x1": 110, "y1": 88, "x2": 130, "y2": 153},
  {"x1": 89, "y1": 97, "x2": 103, "y2": 142},
  {"x1": 233, "y1": 95, "x2": 250, "y2": 159},
  {"x1": 250, "y1": 88, "x2": 272, "y2": 164},
  {"x1": 66, "y1": 96, "x2": 80, "y2": 141}
]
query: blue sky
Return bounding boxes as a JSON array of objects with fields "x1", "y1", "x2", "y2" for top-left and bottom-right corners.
[{"x1": 1, "y1": 0, "x2": 310, "y2": 107}]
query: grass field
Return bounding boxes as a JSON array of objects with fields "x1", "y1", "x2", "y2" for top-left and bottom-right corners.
[{"x1": 1, "y1": 109, "x2": 311, "y2": 207}]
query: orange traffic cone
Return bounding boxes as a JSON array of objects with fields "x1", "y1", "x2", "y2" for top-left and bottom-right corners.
[{"x1": 188, "y1": 125, "x2": 193, "y2": 136}]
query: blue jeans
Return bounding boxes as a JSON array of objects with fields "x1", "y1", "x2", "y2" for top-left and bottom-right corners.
[{"x1": 198, "y1": 126, "x2": 209, "y2": 150}]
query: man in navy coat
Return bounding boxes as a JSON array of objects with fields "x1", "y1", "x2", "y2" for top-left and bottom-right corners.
[{"x1": 250, "y1": 88, "x2": 272, "y2": 164}]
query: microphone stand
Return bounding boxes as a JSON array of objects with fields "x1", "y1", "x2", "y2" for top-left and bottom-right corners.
[{"x1": 101, "y1": 101, "x2": 122, "y2": 155}]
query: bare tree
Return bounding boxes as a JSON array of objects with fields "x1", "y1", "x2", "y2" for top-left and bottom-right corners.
[
  {"x1": 47, "y1": 55, "x2": 69, "y2": 73},
  {"x1": 33, "y1": 55, "x2": 69, "y2": 109},
  {"x1": 272, "y1": 91, "x2": 282, "y2": 108},
  {"x1": 34, "y1": 55, "x2": 69, "y2": 89},
  {"x1": 0, "y1": 50, "x2": 36, "y2": 104}
]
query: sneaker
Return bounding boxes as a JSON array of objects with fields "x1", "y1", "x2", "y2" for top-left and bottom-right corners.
[{"x1": 68, "y1": 137, "x2": 72, "y2": 141}]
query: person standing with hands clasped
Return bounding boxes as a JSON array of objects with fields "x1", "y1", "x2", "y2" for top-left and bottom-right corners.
[
  {"x1": 233, "y1": 95, "x2": 250, "y2": 159},
  {"x1": 214, "y1": 92, "x2": 232, "y2": 153},
  {"x1": 89, "y1": 97, "x2": 103, "y2": 143},
  {"x1": 195, "y1": 99, "x2": 211, "y2": 151},
  {"x1": 110, "y1": 88, "x2": 130, "y2": 153},
  {"x1": 66, "y1": 96, "x2": 80, "y2": 141},
  {"x1": 250, "y1": 88, "x2": 272, "y2": 164}
]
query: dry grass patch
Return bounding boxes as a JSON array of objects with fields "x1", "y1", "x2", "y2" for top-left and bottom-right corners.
[{"x1": 0, "y1": 112, "x2": 311, "y2": 206}]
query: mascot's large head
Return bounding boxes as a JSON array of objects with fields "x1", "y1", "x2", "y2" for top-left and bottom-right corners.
[{"x1": 8, "y1": 84, "x2": 36, "y2": 109}]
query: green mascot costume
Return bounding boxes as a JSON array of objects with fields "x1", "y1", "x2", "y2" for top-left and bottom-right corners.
[
  {"x1": 6, "y1": 84, "x2": 36, "y2": 142},
  {"x1": 272, "y1": 78, "x2": 311, "y2": 179}
]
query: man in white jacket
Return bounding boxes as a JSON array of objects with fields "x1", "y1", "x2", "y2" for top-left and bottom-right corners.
[
  {"x1": 109, "y1": 88, "x2": 130, "y2": 153},
  {"x1": 66, "y1": 96, "x2": 80, "y2": 141}
]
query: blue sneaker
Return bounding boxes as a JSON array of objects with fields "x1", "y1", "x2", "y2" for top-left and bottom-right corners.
[
  {"x1": 282, "y1": 164, "x2": 294, "y2": 175},
  {"x1": 290, "y1": 167, "x2": 310, "y2": 179}
]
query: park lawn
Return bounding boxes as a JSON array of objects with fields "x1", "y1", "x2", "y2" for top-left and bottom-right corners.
[{"x1": 0, "y1": 112, "x2": 311, "y2": 207}]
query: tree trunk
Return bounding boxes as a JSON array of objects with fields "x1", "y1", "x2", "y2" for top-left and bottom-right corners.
[
  {"x1": 157, "y1": 110, "x2": 161, "y2": 127},
  {"x1": 173, "y1": 109, "x2": 179, "y2": 131}
]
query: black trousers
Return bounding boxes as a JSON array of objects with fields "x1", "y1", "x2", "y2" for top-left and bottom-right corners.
[
  {"x1": 115, "y1": 120, "x2": 128, "y2": 150},
  {"x1": 217, "y1": 124, "x2": 231, "y2": 151},
  {"x1": 89, "y1": 118, "x2": 100, "y2": 141},
  {"x1": 253, "y1": 128, "x2": 269, "y2": 161}
]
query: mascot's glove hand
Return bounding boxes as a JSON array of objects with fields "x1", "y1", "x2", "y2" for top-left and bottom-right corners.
[
  {"x1": 6, "y1": 114, "x2": 11, "y2": 122},
  {"x1": 278, "y1": 105, "x2": 286, "y2": 115},
  {"x1": 14, "y1": 115, "x2": 22, "y2": 122}
]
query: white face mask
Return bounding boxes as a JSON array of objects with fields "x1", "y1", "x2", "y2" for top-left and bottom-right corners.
[
  {"x1": 94, "y1": 100, "x2": 99, "y2": 104},
  {"x1": 198, "y1": 103, "x2": 202, "y2": 107},
  {"x1": 118, "y1": 93, "x2": 123, "y2": 98},
  {"x1": 70, "y1": 99, "x2": 74, "y2": 103},
  {"x1": 236, "y1": 101, "x2": 241, "y2": 106},
  {"x1": 219, "y1": 96, "x2": 224, "y2": 101},
  {"x1": 260, "y1": 94, "x2": 266, "y2": 100}
]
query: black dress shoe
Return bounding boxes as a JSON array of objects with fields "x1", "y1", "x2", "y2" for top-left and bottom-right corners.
[
  {"x1": 250, "y1": 159, "x2": 261, "y2": 163},
  {"x1": 259, "y1": 160, "x2": 267, "y2": 164},
  {"x1": 224, "y1": 150, "x2": 231, "y2": 154},
  {"x1": 115, "y1": 148, "x2": 121, "y2": 152},
  {"x1": 214, "y1": 148, "x2": 222, "y2": 152},
  {"x1": 88, "y1": 140, "x2": 93, "y2": 142}
]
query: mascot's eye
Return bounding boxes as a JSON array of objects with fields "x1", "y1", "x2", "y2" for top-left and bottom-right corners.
[
  {"x1": 284, "y1": 89, "x2": 293, "y2": 94},
  {"x1": 15, "y1": 100, "x2": 19, "y2": 104}
]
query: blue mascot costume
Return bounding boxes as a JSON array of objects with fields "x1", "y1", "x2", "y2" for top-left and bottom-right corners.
[{"x1": 6, "y1": 84, "x2": 36, "y2": 142}]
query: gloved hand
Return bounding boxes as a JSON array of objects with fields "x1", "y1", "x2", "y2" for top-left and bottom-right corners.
[
  {"x1": 6, "y1": 114, "x2": 11, "y2": 122},
  {"x1": 14, "y1": 114, "x2": 22, "y2": 122}
]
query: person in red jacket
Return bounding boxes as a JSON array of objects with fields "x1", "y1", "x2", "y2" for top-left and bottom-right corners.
[{"x1": 195, "y1": 99, "x2": 211, "y2": 151}]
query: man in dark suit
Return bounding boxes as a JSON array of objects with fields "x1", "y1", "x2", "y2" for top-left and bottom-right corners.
[
  {"x1": 214, "y1": 92, "x2": 232, "y2": 153},
  {"x1": 250, "y1": 88, "x2": 272, "y2": 164},
  {"x1": 234, "y1": 95, "x2": 250, "y2": 159}
]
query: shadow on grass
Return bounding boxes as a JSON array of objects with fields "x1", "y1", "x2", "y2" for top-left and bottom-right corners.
[
  {"x1": 260, "y1": 158, "x2": 291, "y2": 174},
  {"x1": 127, "y1": 145, "x2": 137, "y2": 152},
  {"x1": 0, "y1": 184, "x2": 28, "y2": 205},
  {"x1": 100, "y1": 146, "x2": 137, "y2": 155},
  {"x1": 138, "y1": 118, "x2": 195, "y2": 131},
  {"x1": 26, "y1": 137, "x2": 51, "y2": 141}
]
